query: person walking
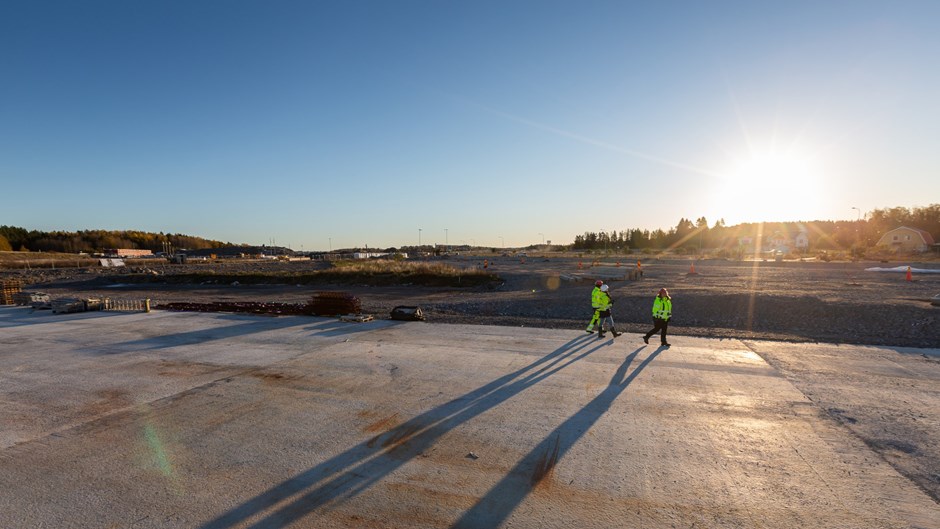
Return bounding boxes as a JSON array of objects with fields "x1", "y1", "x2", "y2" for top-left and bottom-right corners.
[
  {"x1": 585, "y1": 280, "x2": 604, "y2": 333},
  {"x1": 643, "y1": 288, "x2": 672, "y2": 346},
  {"x1": 597, "y1": 284, "x2": 621, "y2": 339}
]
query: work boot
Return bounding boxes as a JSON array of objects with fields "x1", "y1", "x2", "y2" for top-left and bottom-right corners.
[
  {"x1": 598, "y1": 331, "x2": 606, "y2": 339},
  {"x1": 662, "y1": 342, "x2": 671, "y2": 347},
  {"x1": 585, "y1": 327, "x2": 595, "y2": 334},
  {"x1": 611, "y1": 328, "x2": 621, "y2": 338}
]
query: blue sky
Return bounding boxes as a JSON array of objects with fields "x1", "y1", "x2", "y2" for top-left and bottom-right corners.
[{"x1": 2, "y1": 1, "x2": 938, "y2": 250}]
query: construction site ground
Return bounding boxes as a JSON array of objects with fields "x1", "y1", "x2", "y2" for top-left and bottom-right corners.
[{"x1": 1, "y1": 305, "x2": 939, "y2": 528}]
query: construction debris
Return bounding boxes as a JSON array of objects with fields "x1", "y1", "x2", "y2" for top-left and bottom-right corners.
[
  {"x1": 308, "y1": 291, "x2": 361, "y2": 316},
  {"x1": 339, "y1": 314, "x2": 373, "y2": 323},
  {"x1": 12, "y1": 291, "x2": 51, "y2": 309},
  {"x1": 158, "y1": 301, "x2": 309, "y2": 315},
  {"x1": 51, "y1": 298, "x2": 87, "y2": 314},
  {"x1": 390, "y1": 306, "x2": 425, "y2": 321}
]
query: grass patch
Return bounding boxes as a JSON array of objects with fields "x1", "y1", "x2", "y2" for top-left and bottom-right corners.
[
  {"x1": 0, "y1": 251, "x2": 99, "y2": 269},
  {"x1": 117, "y1": 260, "x2": 499, "y2": 288}
]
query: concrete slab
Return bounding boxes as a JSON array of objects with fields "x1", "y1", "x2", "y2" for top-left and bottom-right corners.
[{"x1": 1, "y1": 306, "x2": 938, "y2": 528}]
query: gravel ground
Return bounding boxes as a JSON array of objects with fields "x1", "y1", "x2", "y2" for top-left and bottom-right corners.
[{"x1": 5, "y1": 256, "x2": 939, "y2": 348}]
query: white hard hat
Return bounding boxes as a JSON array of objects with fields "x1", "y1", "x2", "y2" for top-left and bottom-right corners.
[{"x1": 600, "y1": 284, "x2": 609, "y2": 292}]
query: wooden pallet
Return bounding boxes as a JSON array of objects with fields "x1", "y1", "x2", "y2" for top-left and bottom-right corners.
[
  {"x1": 1, "y1": 280, "x2": 23, "y2": 305},
  {"x1": 339, "y1": 314, "x2": 373, "y2": 323}
]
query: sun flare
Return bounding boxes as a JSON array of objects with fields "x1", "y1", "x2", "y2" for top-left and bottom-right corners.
[{"x1": 708, "y1": 147, "x2": 827, "y2": 224}]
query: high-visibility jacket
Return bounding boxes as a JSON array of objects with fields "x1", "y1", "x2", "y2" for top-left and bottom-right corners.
[
  {"x1": 597, "y1": 292, "x2": 612, "y2": 311},
  {"x1": 591, "y1": 287, "x2": 603, "y2": 308},
  {"x1": 652, "y1": 296, "x2": 672, "y2": 320}
]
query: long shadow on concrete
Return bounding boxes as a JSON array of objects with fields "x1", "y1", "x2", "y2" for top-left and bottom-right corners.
[
  {"x1": 0, "y1": 306, "x2": 131, "y2": 328},
  {"x1": 304, "y1": 318, "x2": 403, "y2": 338},
  {"x1": 107, "y1": 315, "x2": 318, "y2": 353},
  {"x1": 198, "y1": 334, "x2": 606, "y2": 529},
  {"x1": 452, "y1": 346, "x2": 664, "y2": 528}
]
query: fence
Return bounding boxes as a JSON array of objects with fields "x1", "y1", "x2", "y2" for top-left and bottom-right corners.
[{"x1": 102, "y1": 298, "x2": 151, "y2": 313}]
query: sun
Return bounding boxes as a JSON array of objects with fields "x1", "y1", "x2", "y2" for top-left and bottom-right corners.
[{"x1": 707, "y1": 147, "x2": 827, "y2": 224}]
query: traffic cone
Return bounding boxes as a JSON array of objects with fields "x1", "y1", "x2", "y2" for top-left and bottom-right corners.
[
  {"x1": 578, "y1": 261, "x2": 582, "y2": 270},
  {"x1": 689, "y1": 262, "x2": 697, "y2": 274},
  {"x1": 906, "y1": 266, "x2": 912, "y2": 281},
  {"x1": 616, "y1": 261, "x2": 621, "y2": 267}
]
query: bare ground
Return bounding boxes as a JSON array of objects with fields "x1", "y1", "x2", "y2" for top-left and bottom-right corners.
[{"x1": 7, "y1": 255, "x2": 937, "y2": 348}]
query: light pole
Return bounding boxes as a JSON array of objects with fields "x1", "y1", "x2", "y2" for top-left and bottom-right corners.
[
  {"x1": 328, "y1": 238, "x2": 332, "y2": 252},
  {"x1": 539, "y1": 232, "x2": 544, "y2": 244},
  {"x1": 851, "y1": 206, "x2": 861, "y2": 250},
  {"x1": 445, "y1": 228, "x2": 448, "y2": 247},
  {"x1": 418, "y1": 228, "x2": 422, "y2": 247}
]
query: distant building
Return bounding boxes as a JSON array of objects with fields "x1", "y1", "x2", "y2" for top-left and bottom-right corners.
[
  {"x1": 767, "y1": 232, "x2": 790, "y2": 253},
  {"x1": 104, "y1": 249, "x2": 153, "y2": 258},
  {"x1": 875, "y1": 226, "x2": 936, "y2": 253},
  {"x1": 794, "y1": 231, "x2": 810, "y2": 249}
]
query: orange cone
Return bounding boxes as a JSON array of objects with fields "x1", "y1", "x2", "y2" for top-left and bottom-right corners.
[
  {"x1": 578, "y1": 261, "x2": 583, "y2": 270},
  {"x1": 689, "y1": 262, "x2": 697, "y2": 274},
  {"x1": 906, "y1": 266, "x2": 912, "y2": 281}
]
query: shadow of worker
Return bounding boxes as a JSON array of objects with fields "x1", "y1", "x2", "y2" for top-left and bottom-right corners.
[
  {"x1": 452, "y1": 346, "x2": 664, "y2": 529},
  {"x1": 197, "y1": 334, "x2": 604, "y2": 529}
]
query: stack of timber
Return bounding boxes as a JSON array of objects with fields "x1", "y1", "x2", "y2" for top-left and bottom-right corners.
[{"x1": 1, "y1": 280, "x2": 23, "y2": 305}]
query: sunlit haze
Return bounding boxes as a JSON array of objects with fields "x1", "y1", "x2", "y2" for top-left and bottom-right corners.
[{"x1": 2, "y1": 1, "x2": 938, "y2": 249}]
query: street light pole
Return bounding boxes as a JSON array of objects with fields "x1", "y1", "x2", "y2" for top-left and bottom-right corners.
[
  {"x1": 445, "y1": 228, "x2": 448, "y2": 247},
  {"x1": 418, "y1": 228, "x2": 422, "y2": 247},
  {"x1": 851, "y1": 206, "x2": 861, "y2": 250}
]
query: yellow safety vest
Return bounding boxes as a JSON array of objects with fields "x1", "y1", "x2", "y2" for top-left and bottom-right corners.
[
  {"x1": 591, "y1": 287, "x2": 603, "y2": 308},
  {"x1": 652, "y1": 296, "x2": 672, "y2": 320}
]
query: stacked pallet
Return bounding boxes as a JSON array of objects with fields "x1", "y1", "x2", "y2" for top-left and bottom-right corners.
[{"x1": 1, "y1": 279, "x2": 23, "y2": 305}]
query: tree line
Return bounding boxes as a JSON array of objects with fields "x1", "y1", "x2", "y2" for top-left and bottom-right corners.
[
  {"x1": 1, "y1": 204, "x2": 936, "y2": 255},
  {"x1": 0, "y1": 227, "x2": 232, "y2": 254},
  {"x1": 571, "y1": 204, "x2": 940, "y2": 253}
]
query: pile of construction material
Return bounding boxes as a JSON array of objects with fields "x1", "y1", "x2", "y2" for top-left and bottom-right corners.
[
  {"x1": 1, "y1": 279, "x2": 23, "y2": 305},
  {"x1": 158, "y1": 301, "x2": 308, "y2": 315},
  {"x1": 308, "y1": 291, "x2": 361, "y2": 316},
  {"x1": 157, "y1": 293, "x2": 368, "y2": 320},
  {"x1": 51, "y1": 298, "x2": 89, "y2": 314},
  {"x1": 13, "y1": 291, "x2": 52, "y2": 309}
]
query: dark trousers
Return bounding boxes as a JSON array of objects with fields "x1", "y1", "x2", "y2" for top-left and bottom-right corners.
[{"x1": 644, "y1": 318, "x2": 669, "y2": 344}]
